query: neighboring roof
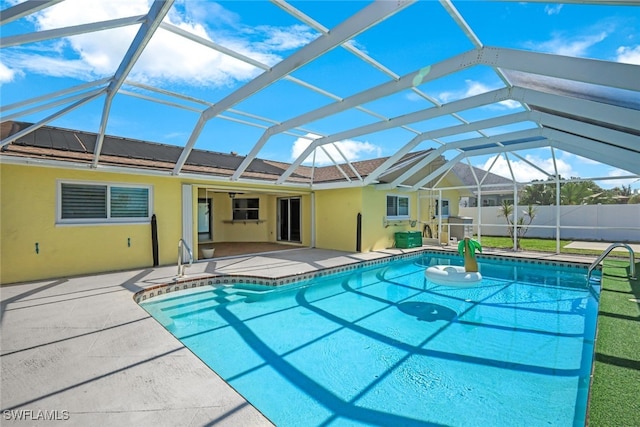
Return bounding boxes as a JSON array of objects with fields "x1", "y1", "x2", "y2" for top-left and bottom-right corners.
[
  {"x1": 0, "y1": 121, "x2": 447, "y2": 188},
  {"x1": 450, "y1": 163, "x2": 521, "y2": 196}
]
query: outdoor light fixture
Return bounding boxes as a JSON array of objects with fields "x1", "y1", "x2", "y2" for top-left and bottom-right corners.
[{"x1": 228, "y1": 192, "x2": 236, "y2": 199}]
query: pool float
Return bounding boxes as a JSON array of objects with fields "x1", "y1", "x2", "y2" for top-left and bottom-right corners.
[{"x1": 425, "y1": 237, "x2": 482, "y2": 287}]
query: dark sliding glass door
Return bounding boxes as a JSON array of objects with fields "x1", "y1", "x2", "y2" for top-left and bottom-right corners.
[{"x1": 278, "y1": 197, "x2": 301, "y2": 242}]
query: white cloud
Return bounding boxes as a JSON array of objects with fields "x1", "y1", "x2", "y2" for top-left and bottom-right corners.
[
  {"x1": 601, "y1": 168, "x2": 640, "y2": 189},
  {"x1": 525, "y1": 19, "x2": 616, "y2": 58},
  {"x1": 533, "y1": 31, "x2": 608, "y2": 57},
  {"x1": 253, "y1": 24, "x2": 318, "y2": 51},
  {"x1": 544, "y1": 5, "x2": 563, "y2": 16},
  {"x1": 478, "y1": 154, "x2": 575, "y2": 182},
  {"x1": 560, "y1": 151, "x2": 599, "y2": 165},
  {"x1": 291, "y1": 133, "x2": 382, "y2": 166},
  {"x1": 438, "y1": 80, "x2": 519, "y2": 109},
  {"x1": 0, "y1": 61, "x2": 20, "y2": 83},
  {"x1": 438, "y1": 80, "x2": 486, "y2": 104},
  {"x1": 615, "y1": 45, "x2": 640, "y2": 65},
  {"x1": 5, "y1": 0, "x2": 316, "y2": 87},
  {"x1": 3, "y1": 51, "x2": 97, "y2": 80}
]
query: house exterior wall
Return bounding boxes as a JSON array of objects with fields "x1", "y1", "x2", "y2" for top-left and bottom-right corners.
[
  {"x1": 314, "y1": 187, "x2": 423, "y2": 253},
  {"x1": 315, "y1": 187, "x2": 363, "y2": 252},
  {"x1": 361, "y1": 186, "x2": 421, "y2": 251},
  {"x1": 211, "y1": 192, "x2": 312, "y2": 245},
  {"x1": 1, "y1": 160, "x2": 461, "y2": 284},
  {"x1": 0, "y1": 163, "x2": 312, "y2": 284},
  {"x1": 0, "y1": 163, "x2": 183, "y2": 284},
  {"x1": 212, "y1": 193, "x2": 272, "y2": 242}
]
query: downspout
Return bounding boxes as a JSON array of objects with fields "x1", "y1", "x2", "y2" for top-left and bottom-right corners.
[{"x1": 356, "y1": 213, "x2": 362, "y2": 252}]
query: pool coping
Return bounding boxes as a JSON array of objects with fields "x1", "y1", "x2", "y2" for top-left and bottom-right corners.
[{"x1": 134, "y1": 247, "x2": 599, "y2": 304}]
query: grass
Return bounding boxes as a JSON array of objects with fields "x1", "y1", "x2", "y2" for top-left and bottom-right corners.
[
  {"x1": 477, "y1": 236, "x2": 629, "y2": 258},
  {"x1": 588, "y1": 259, "x2": 640, "y2": 426}
]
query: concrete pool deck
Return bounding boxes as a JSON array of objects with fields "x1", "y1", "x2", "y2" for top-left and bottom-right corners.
[{"x1": 0, "y1": 245, "x2": 607, "y2": 426}]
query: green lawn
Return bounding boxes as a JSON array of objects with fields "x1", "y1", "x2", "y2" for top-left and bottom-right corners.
[
  {"x1": 588, "y1": 260, "x2": 640, "y2": 426},
  {"x1": 477, "y1": 236, "x2": 629, "y2": 258}
]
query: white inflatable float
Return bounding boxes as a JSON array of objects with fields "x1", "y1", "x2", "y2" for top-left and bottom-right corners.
[
  {"x1": 424, "y1": 237, "x2": 483, "y2": 287},
  {"x1": 424, "y1": 265, "x2": 481, "y2": 287}
]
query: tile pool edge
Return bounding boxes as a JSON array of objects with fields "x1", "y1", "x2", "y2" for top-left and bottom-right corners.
[{"x1": 133, "y1": 249, "x2": 596, "y2": 304}]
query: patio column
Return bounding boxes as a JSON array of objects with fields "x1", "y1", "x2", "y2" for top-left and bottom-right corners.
[
  {"x1": 181, "y1": 184, "x2": 194, "y2": 253},
  {"x1": 513, "y1": 182, "x2": 518, "y2": 251},
  {"x1": 438, "y1": 189, "x2": 443, "y2": 243},
  {"x1": 476, "y1": 183, "x2": 482, "y2": 241},
  {"x1": 556, "y1": 175, "x2": 561, "y2": 254}
]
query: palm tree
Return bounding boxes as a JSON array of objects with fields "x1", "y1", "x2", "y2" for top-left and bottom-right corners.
[
  {"x1": 520, "y1": 179, "x2": 555, "y2": 205},
  {"x1": 497, "y1": 201, "x2": 537, "y2": 250},
  {"x1": 560, "y1": 181, "x2": 599, "y2": 205}
]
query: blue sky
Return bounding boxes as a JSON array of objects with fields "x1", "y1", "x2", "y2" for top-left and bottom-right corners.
[{"x1": 1, "y1": 0, "x2": 639, "y2": 189}]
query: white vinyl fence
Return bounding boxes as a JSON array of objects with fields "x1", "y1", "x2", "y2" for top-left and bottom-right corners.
[{"x1": 459, "y1": 204, "x2": 640, "y2": 242}]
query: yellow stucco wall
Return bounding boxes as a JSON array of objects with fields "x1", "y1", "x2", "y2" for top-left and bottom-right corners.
[
  {"x1": 1, "y1": 161, "x2": 462, "y2": 283},
  {"x1": 315, "y1": 187, "x2": 423, "y2": 252},
  {"x1": 211, "y1": 193, "x2": 271, "y2": 242},
  {"x1": 314, "y1": 187, "x2": 363, "y2": 252},
  {"x1": 360, "y1": 187, "x2": 422, "y2": 251},
  {"x1": 0, "y1": 163, "x2": 312, "y2": 284},
  {"x1": 0, "y1": 163, "x2": 183, "y2": 284}
]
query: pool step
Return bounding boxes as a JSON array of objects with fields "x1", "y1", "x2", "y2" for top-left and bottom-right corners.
[{"x1": 160, "y1": 290, "x2": 248, "y2": 318}]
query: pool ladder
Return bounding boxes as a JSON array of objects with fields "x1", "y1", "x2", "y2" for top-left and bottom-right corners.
[
  {"x1": 178, "y1": 239, "x2": 193, "y2": 277},
  {"x1": 587, "y1": 243, "x2": 636, "y2": 283}
]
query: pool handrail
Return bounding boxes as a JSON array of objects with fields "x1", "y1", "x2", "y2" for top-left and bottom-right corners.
[
  {"x1": 178, "y1": 239, "x2": 193, "y2": 277},
  {"x1": 587, "y1": 243, "x2": 636, "y2": 282}
]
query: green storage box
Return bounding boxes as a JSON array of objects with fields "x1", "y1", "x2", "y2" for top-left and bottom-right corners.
[{"x1": 394, "y1": 231, "x2": 422, "y2": 249}]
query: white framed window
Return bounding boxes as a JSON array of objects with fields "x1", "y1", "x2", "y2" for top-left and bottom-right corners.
[
  {"x1": 58, "y1": 181, "x2": 152, "y2": 224},
  {"x1": 232, "y1": 198, "x2": 260, "y2": 220},
  {"x1": 435, "y1": 198, "x2": 450, "y2": 218},
  {"x1": 386, "y1": 194, "x2": 410, "y2": 219}
]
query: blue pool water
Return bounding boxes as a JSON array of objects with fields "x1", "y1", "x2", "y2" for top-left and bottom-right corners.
[{"x1": 141, "y1": 254, "x2": 599, "y2": 426}]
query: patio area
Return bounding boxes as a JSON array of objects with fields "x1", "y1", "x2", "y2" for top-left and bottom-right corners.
[
  {"x1": 0, "y1": 247, "x2": 429, "y2": 426},
  {"x1": 0, "y1": 245, "x2": 633, "y2": 426}
]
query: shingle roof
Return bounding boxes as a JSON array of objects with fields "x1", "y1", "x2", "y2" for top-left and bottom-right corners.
[
  {"x1": 1, "y1": 121, "x2": 450, "y2": 187},
  {"x1": 451, "y1": 162, "x2": 521, "y2": 195}
]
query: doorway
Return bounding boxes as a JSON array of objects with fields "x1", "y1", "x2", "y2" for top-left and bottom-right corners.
[
  {"x1": 278, "y1": 197, "x2": 301, "y2": 243},
  {"x1": 198, "y1": 197, "x2": 212, "y2": 242}
]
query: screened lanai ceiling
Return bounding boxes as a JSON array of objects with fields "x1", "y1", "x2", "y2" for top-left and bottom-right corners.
[{"x1": 1, "y1": 0, "x2": 639, "y2": 191}]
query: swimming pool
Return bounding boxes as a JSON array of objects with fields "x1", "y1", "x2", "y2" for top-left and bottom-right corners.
[{"x1": 140, "y1": 253, "x2": 599, "y2": 426}]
